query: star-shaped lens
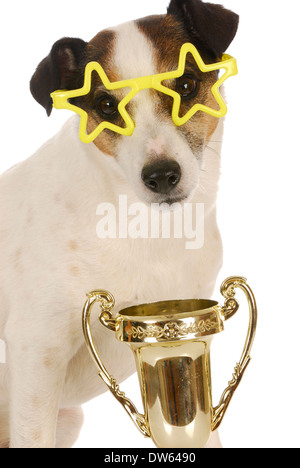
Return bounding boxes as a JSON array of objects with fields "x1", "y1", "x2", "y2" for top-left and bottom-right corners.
[
  {"x1": 153, "y1": 43, "x2": 238, "y2": 126},
  {"x1": 51, "y1": 62, "x2": 136, "y2": 143}
]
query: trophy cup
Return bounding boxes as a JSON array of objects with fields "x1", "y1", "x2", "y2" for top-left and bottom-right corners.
[{"x1": 82, "y1": 276, "x2": 257, "y2": 448}]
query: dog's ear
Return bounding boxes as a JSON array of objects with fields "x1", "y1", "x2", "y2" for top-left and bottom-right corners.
[
  {"x1": 167, "y1": 0, "x2": 239, "y2": 58},
  {"x1": 30, "y1": 37, "x2": 88, "y2": 116}
]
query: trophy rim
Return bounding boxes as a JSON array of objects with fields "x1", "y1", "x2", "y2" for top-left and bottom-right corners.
[
  {"x1": 116, "y1": 299, "x2": 224, "y2": 344},
  {"x1": 118, "y1": 298, "x2": 219, "y2": 320}
]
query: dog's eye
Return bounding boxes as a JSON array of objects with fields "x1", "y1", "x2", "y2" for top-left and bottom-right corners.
[
  {"x1": 176, "y1": 75, "x2": 199, "y2": 98},
  {"x1": 95, "y1": 94, "x2": 119, "y2": 118}
]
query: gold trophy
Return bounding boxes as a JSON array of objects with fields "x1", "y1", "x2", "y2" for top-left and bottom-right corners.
[{"x1": 82, "y1": 276, "x2": 257, "y2": 448}]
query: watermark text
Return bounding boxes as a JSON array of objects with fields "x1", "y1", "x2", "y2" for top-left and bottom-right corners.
[{"x1": 96, "y1": 195, "x2": 204, "y2": 250}]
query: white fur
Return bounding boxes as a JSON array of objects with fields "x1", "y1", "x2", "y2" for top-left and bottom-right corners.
[
  {"x1": 0, "y1": 340, "x2": 5, "y2": 363},
  {"x1": 113, "y1": 21, "x2": 156, "y2": 79},
  {"x1": 0, "y1": 19, "x2": 224, "y2": 448}
]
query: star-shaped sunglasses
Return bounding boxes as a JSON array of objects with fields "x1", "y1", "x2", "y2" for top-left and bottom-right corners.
[{"x1": 51, "y1": 43, "x2": 237, "y2": 144}]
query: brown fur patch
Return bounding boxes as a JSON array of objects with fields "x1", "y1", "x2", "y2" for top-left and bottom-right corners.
[
  {"x1": 69, "y1": 265, "x2": 80, "y2": 277},
  {"x1": 43, "y1": 357, "x2": 54, "y2": 369},
  {"x1": 13, "y1": 248, "x2": 23, "y2": 273},
  {"x1": 74, "y1": 15, "x2": 221, "y2": 157},
  {"x1": 136, "y1": 15, "x2": 218, "y2": 71},
  {"x1": 136, "y1": 14, "x2": 220, "y2": 148},
  {"x1": 68, "y1": 240, "x2": 78, "y2": 252},
  {"x1": 72, "y1": 30, "x2": 122, "y2": 157}
]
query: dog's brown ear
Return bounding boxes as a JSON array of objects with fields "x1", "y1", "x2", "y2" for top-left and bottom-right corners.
[
  {"x1": 167, "y1": 0, "x2": 239, "y2": 58},
  {"x1": 30, "y1": 37, "x2": 87, "y2": 116}
]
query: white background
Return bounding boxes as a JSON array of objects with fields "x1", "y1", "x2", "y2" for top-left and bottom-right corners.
[{"x1": 1, "y1": 0, "x2": 299, "y2": 449}]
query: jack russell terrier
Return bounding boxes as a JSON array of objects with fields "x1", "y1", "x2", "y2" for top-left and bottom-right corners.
[{"x1": 0, "y1": 0, "x2": 239, "y2": 448}]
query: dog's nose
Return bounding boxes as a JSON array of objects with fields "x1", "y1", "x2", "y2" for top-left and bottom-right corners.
[{"x1": 141, "y1": 160, "x2": 181, "y2": 194}]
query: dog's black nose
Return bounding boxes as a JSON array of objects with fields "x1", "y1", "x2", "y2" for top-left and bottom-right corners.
[{"x1": 141, "y1": 160, "x2": 181, "y2": 194}]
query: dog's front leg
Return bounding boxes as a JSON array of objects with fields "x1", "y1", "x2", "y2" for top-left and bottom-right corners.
[
  {"x1": 9, "y1": 348, "x2": 68, "y2": 448},
  {"x1": 6, "y1": 315, "x2": 72, "y2": 448}
]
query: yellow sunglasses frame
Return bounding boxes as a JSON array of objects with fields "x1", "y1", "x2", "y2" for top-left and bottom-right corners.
[{"x1": 51, "y1": 42, "x2": 238, "y2": 144}]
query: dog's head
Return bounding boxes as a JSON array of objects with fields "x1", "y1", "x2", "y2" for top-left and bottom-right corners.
[{"x1": 30, "y1": 0, "x2": 238, "y2": 205}]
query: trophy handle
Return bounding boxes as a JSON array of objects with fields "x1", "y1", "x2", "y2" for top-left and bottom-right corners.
[
  {"x1": 211, "y1": 276, "x2": 257, "y2": 431},
  {"x1": 82, "y1": 290, "x2": 151, "y2": 438}
]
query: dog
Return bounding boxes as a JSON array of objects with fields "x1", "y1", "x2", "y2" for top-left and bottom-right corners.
[{"x1": 0, "y1": 0, "x2": 238, "y2": 448}]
